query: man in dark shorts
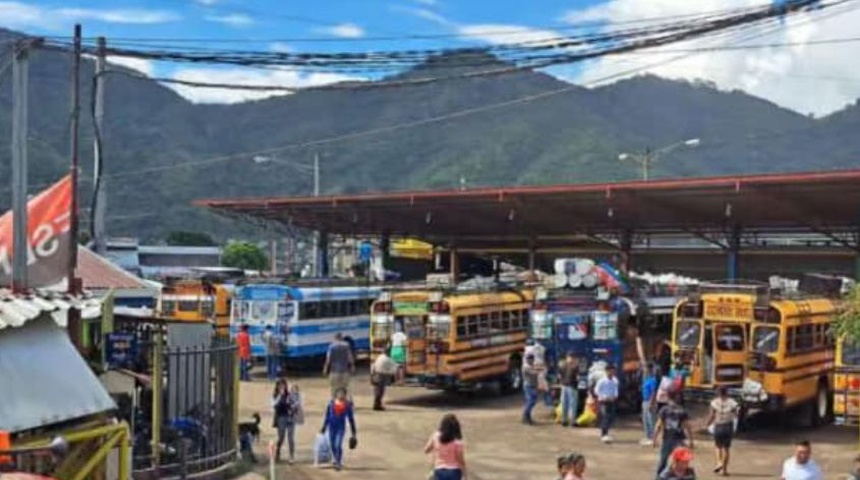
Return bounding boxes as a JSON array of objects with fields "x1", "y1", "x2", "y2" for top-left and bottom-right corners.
[
  {"x1": 323, "y1": 333, "x2": 355, "y2": 398},
  {"x1": 653, "y1": 391, "x2": 694, "y2": 479}
]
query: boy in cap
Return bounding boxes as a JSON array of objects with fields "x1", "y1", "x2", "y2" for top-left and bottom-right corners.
[{"x1": 659, "y1": 447, "x2": 696, "y2": 480}]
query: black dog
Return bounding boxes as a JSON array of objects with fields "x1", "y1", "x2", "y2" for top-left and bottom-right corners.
[{"x1": 238, "y1": 413, "x2": 261, "y2": 463}]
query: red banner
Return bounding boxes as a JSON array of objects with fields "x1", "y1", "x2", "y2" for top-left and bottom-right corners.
[{"x1": 0, "y1": 175, "x2": 72, "y2": 288}]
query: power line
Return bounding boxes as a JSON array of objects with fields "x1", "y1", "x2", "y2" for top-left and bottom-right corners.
[{"x1": 104, "y1": 35, "x2": 860, "y2": 94}]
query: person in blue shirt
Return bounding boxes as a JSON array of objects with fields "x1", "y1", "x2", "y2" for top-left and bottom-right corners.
[
  {"x1": 640, "y1": 364, "x2": 660, "y2": 446},
  {"x1": 320, "y1": 387, "x2": 357, "y2": 471}
]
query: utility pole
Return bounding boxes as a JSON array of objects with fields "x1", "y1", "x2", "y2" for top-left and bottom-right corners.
[
  {"x1": 68, "y1": 24, "x2": 82, "y2": 294},
  {"x1": 642, "y1": 148, "x2": 652, "y2": 182},
  {"x1": 312, "y1": 153, "x2": 320, "y2": 276},
  {"x1": 92, "y1": 36, "x2": 107, "y2": 255},
  {"x1": 11, "y1": 41, "x2": 30, "y2": 292}
]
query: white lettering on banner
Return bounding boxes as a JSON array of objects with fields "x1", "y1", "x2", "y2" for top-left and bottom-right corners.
[{"x1": 0, "y1": 219, "x2": 68, "y2": 276}]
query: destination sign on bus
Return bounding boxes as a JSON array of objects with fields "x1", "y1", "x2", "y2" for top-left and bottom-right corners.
[
  {"x1": 704, "y1": 302, "x2": 753, "y2": 321},
  {"x1": 393, "y1": 301, "x2": 428, "y2": 315}
]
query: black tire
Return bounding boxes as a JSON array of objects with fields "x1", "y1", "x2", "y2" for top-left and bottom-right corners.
[
  {"x1": 811, "y1": 379, "x2": 831, "y2": 428},
  {"x1": 502, "y1": 355, "x2": 523, "y2": 393}
]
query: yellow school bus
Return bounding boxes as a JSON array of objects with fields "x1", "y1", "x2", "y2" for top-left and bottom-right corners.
[
  {"x1": 672, "y1": 282, "x2": 839, "y2": 427},
  {"x1": 834, "y1": 335, "x2": 860, "y2": 425},
  {"x1": 158, "y1": 278, "x2": 234, "y2": 335},
  {"x1": 370, "y1": 289, "x2": 431, "y2": 375}
]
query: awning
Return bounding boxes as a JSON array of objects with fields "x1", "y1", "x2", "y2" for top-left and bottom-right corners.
[{"x1": 0, "y1": 316, "x2": 116, "y2": 433}]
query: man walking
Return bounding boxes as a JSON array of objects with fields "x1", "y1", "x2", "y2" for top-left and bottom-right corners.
[
  {"x1": 559, "y1": 352, "x2": 580, "y2": 427},
  {"x1": 594, "y1": 364, "x2": 619, "y2": 443},
  {"x1": 781, "y1": 439, "x2": 822, "y2": 480},
  {"x1": 237, "y1": 324, "x2": 252, "y2": 382},
  {"x1": 653, "y1": 391, "x2": 694, "y2": 478},
  {"x1": 263, "y1": 325, "x2": 282, "y2": 380},
  {"x1": 522, "y1": 353, "x2": 542, "y2": 425},
  {"x1": 323, "y1": 333, "x2": 355, "y2": 398},
  {"x1": 370, "y1": 348, "x2": 398, "y2": 411}
]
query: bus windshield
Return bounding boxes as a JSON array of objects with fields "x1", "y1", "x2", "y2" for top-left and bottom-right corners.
[
  {"x1": 753, "y1": 326, "x2": 779, "y2": 353},
  {"x1": 841, "y1": 338, "x2": 860, "y2": 366},
  {"x1": 675, "y1": 320, "x2": 702, "y2": 348},
  {"x1": 250, "y1": 301, "x2": 278, "y2": 323}
]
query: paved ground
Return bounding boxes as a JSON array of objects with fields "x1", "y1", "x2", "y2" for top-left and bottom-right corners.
[{"x1": 238, "y1": 366, "x2": 860, "y2": 480}]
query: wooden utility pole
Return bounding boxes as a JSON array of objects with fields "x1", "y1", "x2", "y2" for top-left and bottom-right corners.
[
  {"x1": 11, "y1": 41, "x2": 30, "y2": 292},
  {"x1": 92, "y1": 36, "x2": 108, "y2": 255},
  {"x1": 68, "y1": 24, "x2": 82, "y2": 294}
]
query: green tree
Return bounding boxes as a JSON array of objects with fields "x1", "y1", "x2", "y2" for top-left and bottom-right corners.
[
  {"x1": 167, "y1": 231, "x2": 217, "y2": 246},
  {"x1": 835, "y1": 284, "x2": 860, "y2": 340},
  {"x1": 222, "y1": 241, "x2": 268, "y2": 271}
]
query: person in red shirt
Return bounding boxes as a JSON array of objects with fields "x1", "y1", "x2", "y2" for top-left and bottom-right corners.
[{"x1": 237, "y1": 324, "x2": 252, "y2": 381}]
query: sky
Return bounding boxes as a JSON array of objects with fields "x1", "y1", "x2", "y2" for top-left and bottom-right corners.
[{"x1": 2, "y1": 0, "x2": 860, "y2": 115}]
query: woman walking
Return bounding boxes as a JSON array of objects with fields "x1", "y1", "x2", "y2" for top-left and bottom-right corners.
[
  {"x1": 272, "y1": 379, "x2": 300, "y2": 463},
  {"x1": 705, "y1": 386, "x2": 739, "y2": 476},
  {"x1": 320, "y1": 387, "x2": 357, "y2": 471},
  {"x1": 424, "y1": 413, "x2": 467, "y2": 480}
]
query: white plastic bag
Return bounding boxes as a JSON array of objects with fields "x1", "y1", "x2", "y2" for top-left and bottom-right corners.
[{"x1": 314, "y1": 433, "x2": 332, "y2": 466}]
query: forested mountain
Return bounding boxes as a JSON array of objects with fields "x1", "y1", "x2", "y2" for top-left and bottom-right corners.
[{"x1": 1, "y1": 28, "x2": 858, "y2": 240}]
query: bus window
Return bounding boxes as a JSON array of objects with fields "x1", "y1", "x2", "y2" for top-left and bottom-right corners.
[
  {"x1": 753, "y1": 326, "x2": 780, "y2": 353},
  {"x1": 530, "y1": 316, "x2": 552, "y2": 340},
  {"x1": 162, "y1": 299, "x2": 177, "y2": 314},
  {"x1": 593, "y1": 312, "x2": 618, "y2": 341},
  {"x1": 675, "y1": 320, "x2": 702, "y2": 348},
  {"x1": 178, "y1": 300, "x2": 199, "y2": 312},
  {"x1": 716, "y1": 324, "x2": 744, "y2": 351},
  {"x1": 427, "y1": 319, "x2": 450, "y2": 339},
  {"x1": 201, "y1": 298, "x2": 215, "y2": 317},
  {"x1": 842, "y1": 338, "x2": 860, "y2": 366}
]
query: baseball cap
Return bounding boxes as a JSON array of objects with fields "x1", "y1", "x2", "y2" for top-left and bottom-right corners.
[{"x1": 671, "y1": 447, "x2": 693, "y2": 463}]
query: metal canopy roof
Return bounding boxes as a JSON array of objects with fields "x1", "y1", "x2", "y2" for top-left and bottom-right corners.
[{"x1": 196, "y1": 169, "x2": 860, "y2": 247}]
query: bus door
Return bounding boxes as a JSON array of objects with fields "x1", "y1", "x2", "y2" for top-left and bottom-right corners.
[
  {"x1": 401, "y1": 315, "x2": 428, "y2": 375},
  {"x1": 674, "y1": 319, "x2": 703, "y2": 384},
  {"x1": 712, "y1": 323, "x2": 747, "y2": 386},
  {"x1": 277, "y1": 300, "x2": 296, "y2": 354}
]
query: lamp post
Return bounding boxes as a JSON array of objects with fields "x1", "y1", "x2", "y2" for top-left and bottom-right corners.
[{"x1": 619, "y1": 137, "x2": 700, "y2": 181}]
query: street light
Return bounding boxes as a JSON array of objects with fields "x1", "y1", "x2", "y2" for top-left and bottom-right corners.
[{"x1": 618, "y1": 137, "x2": 700, "y2": 181}]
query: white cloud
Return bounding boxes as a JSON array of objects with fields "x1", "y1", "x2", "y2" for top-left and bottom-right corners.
[
  {"x1": 57, "y1": 8, "x2": 179, "y2": 24},
  {"x1": 0, "y1": 2, "x2": 179, "y2": 29},
  {"x1": 194, "y1": 0, "x2": 219, "y2": 5},
  {"x1": 206, "y1": 13, "x2": 254, "y2": 27},
  {"x1": 167, "y1": 67, "x2": 364, "y2": 104},
  {"x1": 317, "y1": 23, "x2": 365, "y2": 38},
  {"x1": 561, "y1": 0, "x2": 860, "y2": 116},
  {"x1": 458, "y1": 24, "x2": 565, "y2": 47},
  {"x1": 269, "y1": 42, "x2": 293, "y2": 53},
  {"x1": 391, "y1": 5, "x2": 452, "y2": 26},
  {"x1": 107, "y1": 56, "x2": 156, "y2": 77},
  {"x1": 414, "y1": 0, "x2": 437, "y2": 5}
]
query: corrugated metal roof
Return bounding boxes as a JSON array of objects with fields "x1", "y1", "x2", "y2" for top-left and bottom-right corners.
[
  {"x1": 0, "y1": 289, "x2": 102, "y2": 330},
  {"x1": 0, "y1": 316, "x2": 117, "y2": 432},
  {"x1": 139, "y1": 246, "x2": 221, "y2": 256},
  {"x1": 77, "y1": 248, "x2": 155, "y2": 292}
]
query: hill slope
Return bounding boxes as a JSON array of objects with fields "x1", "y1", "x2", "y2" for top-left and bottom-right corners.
[{"x1": 1, "y1": 30, "x2": 858, "y2": 240}]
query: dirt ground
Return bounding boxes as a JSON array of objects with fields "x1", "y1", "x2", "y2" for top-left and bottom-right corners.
[{"x1": 238, "y1": 365, "x2": 860, "y2": 480}]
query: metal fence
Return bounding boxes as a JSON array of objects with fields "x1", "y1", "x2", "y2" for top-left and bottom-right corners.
[{"x1": 131, "y1": 335, "x2": 238, "y2": 479}]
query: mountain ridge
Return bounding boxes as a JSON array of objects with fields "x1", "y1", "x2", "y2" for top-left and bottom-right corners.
[{"x1": 1, "y1": 28, "x2": 858, "y2": 240}]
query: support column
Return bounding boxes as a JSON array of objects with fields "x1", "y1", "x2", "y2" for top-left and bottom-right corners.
[
  {"x1": 449, "y1": 248, "x2": 459, "y2": 283},
  {"x1": 527, "y1": 239, "x2": 537, "y2": 271},
  {"x1": 318, "y1": 231, "x2": 330, "y2": 277},
  {"x1": 727, "y1": 226, "x2": 741, "y2": 281},
  {"x1": 619, "y1": 230, "x2": 633, "y2": 276},
  {"x1": 380, "y1": 233, "x2": 391, "y2": 273}
]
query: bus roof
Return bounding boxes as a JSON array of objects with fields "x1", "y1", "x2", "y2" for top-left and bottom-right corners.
[{"x1": 237, "y1": 283, "x2": 382, "y2": 302}]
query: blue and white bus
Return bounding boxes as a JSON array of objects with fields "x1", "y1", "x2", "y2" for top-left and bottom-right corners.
[{"x1": 230, "y1": 283, "x2": 382, "y2": 360}]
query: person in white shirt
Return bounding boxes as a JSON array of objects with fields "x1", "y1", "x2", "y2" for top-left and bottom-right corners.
[
  {"x1": 371, "y1": 350, "x2": 398, "y2": 411},
  {"x1": 390, "y1": 323, "x2": 408, "y2": 384},
  {"x1": 781, "y1": 439, "x2": 823, "y2": 480},
  {"x1": 593, "y1": 364, "x2": 620, "y2": 443}
]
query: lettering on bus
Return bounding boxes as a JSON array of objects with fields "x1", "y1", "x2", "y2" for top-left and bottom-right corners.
[
  {"x1": 393, "y1": 301, "x2": 428, "y2": 315},
  {"x1": 704, "y1": 302, "x2": 752, "y2": 321}
]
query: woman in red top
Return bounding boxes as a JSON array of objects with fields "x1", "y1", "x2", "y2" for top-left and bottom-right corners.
[{"x1": 424, "y1": 414, "x2": 467, "y2": 480}]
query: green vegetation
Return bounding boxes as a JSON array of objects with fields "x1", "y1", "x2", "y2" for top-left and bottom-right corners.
[
  {"x1": 1, "y1": 29, "x2": 859, "y2": 241},
  {"x1": 166, "y1": 231, "x2": 217, "y2": 246},
  {"x1": 222, "y1": 241, "x2": 268, "y2": 271},
  {"x1": 835, "y1": 285, "x2": 860, "y2": 341}
]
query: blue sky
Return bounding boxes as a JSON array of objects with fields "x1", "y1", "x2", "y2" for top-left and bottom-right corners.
[{"x1": 2, "y1": 0, "x2": 859, "y2": 114}]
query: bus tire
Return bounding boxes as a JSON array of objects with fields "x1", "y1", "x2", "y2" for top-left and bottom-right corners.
[
  {"x1": 811, "y1": 379, "x2": 831, "y2": 428},
  {"x1": 502, "y1": 355, "x2": 523, "y2": 393}
]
